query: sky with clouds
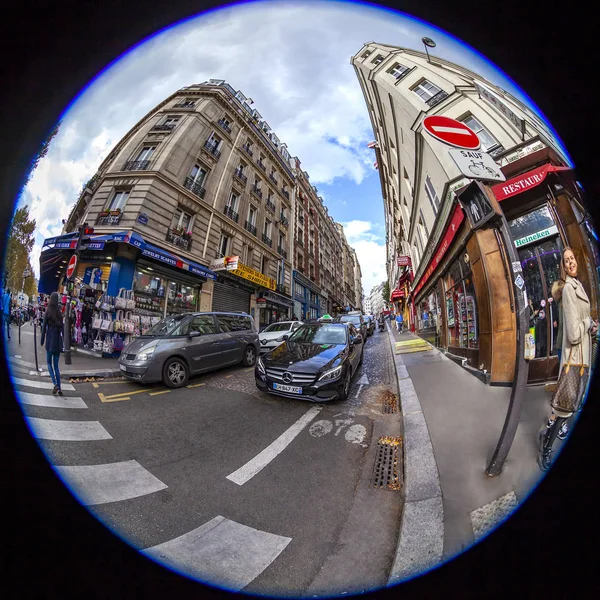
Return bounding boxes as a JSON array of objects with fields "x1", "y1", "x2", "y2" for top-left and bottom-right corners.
[{"x1": 15, "y1": 0, "x2": 560, "y2": 297}]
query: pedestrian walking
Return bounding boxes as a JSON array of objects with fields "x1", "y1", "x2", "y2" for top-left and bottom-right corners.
[
  {"x1": 40, "y1": 292, "x2": 64, "y2": 396},
  {"x1": 538, "y1": 247, "x2": 597, "y2": 471},
  {"x1": 2, "y1": 287, "x2": 12, "y2": 340},
  {"x1": 395, "y1": 312, "x2": 403, "y2": 333}
]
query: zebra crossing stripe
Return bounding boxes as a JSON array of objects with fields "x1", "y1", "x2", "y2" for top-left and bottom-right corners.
[
  {"x1": 13, "y1": 377, "x2": 75, "y2": 391},
  {"x1": 142, "y1": 516, "x2": 291, "y2": 591},
  {"x1": 25, "y1": 417, "x2": 112, "y2": 441},
  {"x1": 54, "y1": 460, "x2": 167, "y2": 505},
  {"x1": 17, "y1": 391, "x2": 87, "y2": 409}
]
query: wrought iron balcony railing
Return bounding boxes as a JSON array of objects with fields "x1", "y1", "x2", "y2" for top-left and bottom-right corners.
[
  {"x1": 123, "y1": 160, "x2": 150, "y2": 171},
  {"x1": 257, "y1": 160, "x2": 266, "y2": 172},
  {"x1": 269, "y1": 173, "x2": 278, "y2": 185},
  {"x1": 223, "y1": 205, "x2": 239, "y2": 223},
  {"x1": 426, "y1": 90, "x2": 449, "y2": 108},
  {"x1": 166, "y1": 228, "x2": 192, "y2": 251},
  {"x1": 96, "y1": 212, "x2": 122, "y2": 226},
  {"x1": 152, "y1": 123, "x2": 176, "y2": 131},
  {"x1": 173, "y1": 102, "x2": 196, "y2": 109},
  {"x1": 279, "y1": 215, "x2": 289, "y2": 227},
  {"x1": 277, "y1": 246, "x2": 287, "y2": 259},
  {"x1": 251, "y1": 186, "x2": 263, "y2": 200},
  {"x1": 276, "y1": 284, "x2": 289, "y2": 296},
  {"x1": 183, "y1": 176, "x2": 206, "y2": 199},
  {"x1": 265, "y1": 200, "x2": 276, "y2": 213},
  {"x1": 217, "y1": 119, "x2": 232, "y2": 134},
  {"x1": 203, "y1": 140, "x2": 221, "y2": 159},
  {"x1": 282, "y1": 189, "x2": 290, "y2": 200},
  {"x1": 242, "y1": 144, "x2": 253, "y2": 157},
  {"x1": 245, "y1": 221, "x2": 257, "y2": 236},
  {"x1": 262, "y1": 234, "x2": 272, "y2": 247},
  {"x1": 233, "y1": 169, "x2": 248, "y2": 184}
]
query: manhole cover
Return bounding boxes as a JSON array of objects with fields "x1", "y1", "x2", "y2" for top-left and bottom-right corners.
[
  {"x1": 381, "y1": 391, "x2": 399, "y2": 414},
  {"x1": 371, "y1": 436, "x2": 402, "y2": 491}
]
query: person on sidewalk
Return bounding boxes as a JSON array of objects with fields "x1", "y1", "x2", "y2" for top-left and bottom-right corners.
[
  {"x1": 538, "y1": 247, "x2": 597, "y2": 471},
  {"x1": 3, "y1": 287, "x2": 12, "y2": 340},
  {"x1": 40, "y1": 292, "x2": 64, "y2": 396},
  {"x1": 395, "y1": 312, "x2": 403, "y2": 333}
]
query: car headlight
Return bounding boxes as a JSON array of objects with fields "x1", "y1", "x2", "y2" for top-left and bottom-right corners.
[
  {"x1": 137, "y1": 349, "x2": 155, "y2": 361},
  {"x1": 318, "y1": 364, "x2": 343, "y2": 382},
  {"x1": 257, "y1": 356, "x2": 266, "y2": 374}
]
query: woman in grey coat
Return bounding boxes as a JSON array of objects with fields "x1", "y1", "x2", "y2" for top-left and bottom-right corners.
[{"x1": 538, "y1": 247, "x2": 597, "y2": 471}]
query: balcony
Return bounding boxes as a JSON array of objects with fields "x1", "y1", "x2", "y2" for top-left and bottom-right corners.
[
  {"x1": 257, "y1": 160, "x2": 266, "y2": 172},
  {"x1": 223, "y1": 205, "x2": 239, "y2": 223},
  {"x1": 251, "y1": 185, "x2": 263, "y2": 200},
  {"x1": 217, "y1": 119, "x2": 232, "y2": 134},
  {"x1": 242, "y1": 144, "x2": 254, "y2": 158},
  {"x1": 233, "y1": 169, "x2": 248, "y2": 185},
  {"x1": 265, "y1": 199, "x2": 276, "y2": 213},
  {"x1": 96, "y1": 211, "x2": 122, "y2": 226},
  {"x1": 202, "y1": 141, "x2": 221, "y2": 160},
  {"x1": 123, "y1": 160, "x2": 150, "y2": 171},
  {"x1": 297, "y1": 238, "x2": 304, "y2": 248},
  {"x1": 152, "y1": 123, "x2": 176, "y2": 132},
  {"x1": 277, "y1": 246, "x2": 288, "y2": 259},
  {"x1": 166, "y1": 227, "x2": 192, "y2": 251},
  {"x1": 269, "y1": 173, "x2": 278, "y2": 185},
  {"x1": 245, "y1": 221, "x2": 257, "y2": 236},
  {"x1": 183, "y1": 176, "x2": 206, "y2": 199},
  {"x1": 262, "y1": 234, "x2": 272, "y2": 247},
  {"x1": 276, "y1": 284, "x2": 289, "y2": 296},
  {"x1": 279, "y1": 215, "x2": 289, "y2": 227},
  {"x1": 173, "y1": 102, "x2": 196, "y2": 109},
  {"x1": 426, "y1": 90, "x2": 449, "y2": 108},
  {"x1": 282, "y1": 189, "x2": 290, "y2": 201}
]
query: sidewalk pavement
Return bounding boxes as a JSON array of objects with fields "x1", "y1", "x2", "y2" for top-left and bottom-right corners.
[
  {"x1": 2, "y1": 324, "x2": 121, "y2": 379},
  {"x1": 386, "y1": 324, "x2": 558, "y2": 585}
]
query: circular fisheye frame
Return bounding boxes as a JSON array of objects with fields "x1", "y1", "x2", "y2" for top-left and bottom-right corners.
[{"x1": 3, "y1": 0, "x2": 597, "y2": 597}]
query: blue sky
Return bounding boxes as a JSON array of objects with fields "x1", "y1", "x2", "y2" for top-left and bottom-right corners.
[{"x1": 16, "y1": 0, "x2": 567, "y2": 296}]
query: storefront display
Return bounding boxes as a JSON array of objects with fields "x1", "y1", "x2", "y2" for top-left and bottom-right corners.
[{"x1": 444, "y1": 257, "x2": 479, "y2": 351}]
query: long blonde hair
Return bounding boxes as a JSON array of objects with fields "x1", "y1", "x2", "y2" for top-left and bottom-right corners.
[{"x1": 560, "y1": 246, "x2": 576, "y2": 281}]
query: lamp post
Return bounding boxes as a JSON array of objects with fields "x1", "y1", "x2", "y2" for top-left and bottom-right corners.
[{"x1": 422, "y1": 37, "x2": 436, "y2": 63}]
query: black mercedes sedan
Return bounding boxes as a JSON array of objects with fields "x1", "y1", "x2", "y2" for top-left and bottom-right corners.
[{"x1": 255, "y1": 321, "x2": 364, "y2": 402}]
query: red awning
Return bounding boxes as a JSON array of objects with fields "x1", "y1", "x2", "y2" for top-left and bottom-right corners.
[
  {"x1": 390, "y1": 289, "x2": 405, "y2": 300},
  {"x1": 491, "y1": 163, "x2": 572, "y2": 202}
]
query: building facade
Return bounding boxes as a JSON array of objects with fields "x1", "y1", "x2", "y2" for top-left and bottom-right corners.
[{"x1": 352, "y1": 44, "x2": 598, "y2": 384}]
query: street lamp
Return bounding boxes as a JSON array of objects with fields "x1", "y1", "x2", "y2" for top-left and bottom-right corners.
[{"x1": 422, "y1": 37, "x2": 436, "y2": 63}]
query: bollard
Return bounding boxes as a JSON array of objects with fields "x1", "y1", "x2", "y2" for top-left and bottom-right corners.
[
  {"x1": 18, "y1": 316, "x2": 21, "y2": 345},
  {"x1": 33, "y1": 320, "x2": 39, "y2": 372}
]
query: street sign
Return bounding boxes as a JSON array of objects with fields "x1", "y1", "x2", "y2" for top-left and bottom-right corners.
[
  {"x1": 66, "y1": 255, "x2": 78, "y2": 280},
  {"x1": 514, "y1": 274, "x2": 525, "y2": 290},
  {"x1": 448, "y1": 148, "x2": 506, "y2": 182},
  {"x1": 423, "y1": 115, "x2": 480, "y2": 149}
]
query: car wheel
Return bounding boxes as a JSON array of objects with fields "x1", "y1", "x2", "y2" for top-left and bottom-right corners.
[
  {"x1": 339, "y1": 369, "x2": 352, "y2": 401},
  {"x1": 163, "y1": 357, "x2": 189, "y2": 389},
  {"x1": 242, "y1": 345, "x2": 257, "y2": 367}
]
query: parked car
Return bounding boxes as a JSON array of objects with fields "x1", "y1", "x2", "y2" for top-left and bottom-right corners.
[
  {"x1": 363, "y1": 314, "x2": 375, "y2": 336},
  {"x1": 259, "y1": 320, "x2": 303, "y2": 354},
  {"x1": 334, "y1": 313, "x2": 368, "y2": 340},
  {"x1": 118, "y1": 312, "x2": 259, "y2": 388},
  {"x1": 255, "y1": 321, "x2": 364, "y2": 402}
]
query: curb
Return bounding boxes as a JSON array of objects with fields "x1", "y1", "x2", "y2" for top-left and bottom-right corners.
[
  {"x1": 7, "y1": 357, "x2": 121, "y2": 380},
  {"x1": 385, "y1": 323, "x2": 445, "y2": 586}
]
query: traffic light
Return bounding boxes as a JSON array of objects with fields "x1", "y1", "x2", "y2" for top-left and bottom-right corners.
[{"x1": 83, "y1": 227, "x2": 94, "y2": 236}]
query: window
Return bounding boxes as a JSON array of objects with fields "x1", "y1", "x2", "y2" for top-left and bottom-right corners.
[
  {"x1": 387, "y1": 62, "x2": 409, "y2": 80},
  {"x1": 361, "y1": 50, "x2": 372, "y2": 59},
  {"x1": 459, "y1": 115, "x2": 501, "y2": 152},
  {"x1": 424, "y1": 175, "x2": 440, "y2": 214},
  {"x1": 136, "y1": 146, "x2": 156, "y2": 161},
  {"x1": 207, "y1": 133, "x2": 222, "y2": 149},
  {"x1": 419, "y1": 209, "x2": 430, "y2": 237},
  {"x1": 189, "y1": 315, "x2": 219, "y2": 335},
  {"x1": 298, "y1": 253, "x2": 304, "y2": 267},
  {"x1": 264, "y1": 219, "x2": 272, "y2": 238},
  {"x1": 189, "y1": 164, "x2": 207, "y2": 185},
  {"x1": 163, "y1": 116, "x2": 180, "y2": 127},
  {"x1": 242, "y1": 243, "x2": 249, "y2": 264},
  {"x1": 221, "y1": 115, "x2": 232, "y2": 128},
  {"x1": 279, "y1": 232, "x2": 285, "y2": 249},
  {"x1": 371, "y1": 54, "x2": 384, "y2": 65},
  {"x1": 177, "y1": 98, "x2": 196, "y2": 108},
  {"x1": 227, "y1": 192, "x2": 239, "y2": 212},
  {"x1": 219, "y1": 234, "x2": 229, "y2": 257},
  {"x1": 412, "y1": 79, "x2": 442, "y2": 102},
  {"x1": 261, "y1": 255, "x2": 269, "y2": 275},
  {"x1": 172, "y1": 208, "x2": 193, "y2": 232},
  {"x1": 403, "y1": 168, "x2": 413, "y2": 197},
  {"x1": 108, "y1": 190, "x2": 130, "y2": 211},
  {"x1": 238, "y1": 161, "x2": 246, "y2": 174},
  {"x1": 248, "y1": 205, "x2": 257, "y2": 226},
  {"x1": 254, "y1": 176, "x2": 261, "y2": 189}
]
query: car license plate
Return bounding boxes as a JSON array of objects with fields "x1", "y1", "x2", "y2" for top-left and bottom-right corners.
[
  {"x1": 119, "y1": 364, "x2": 127, "y2": 372},
  {"x1": 273, "y1": 383, "x2": 302, "y2": 394}
]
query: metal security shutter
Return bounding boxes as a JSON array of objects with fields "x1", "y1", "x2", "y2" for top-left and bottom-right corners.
[{"x1": 211, "y1": 280, "x2": 251, "y2": 313}]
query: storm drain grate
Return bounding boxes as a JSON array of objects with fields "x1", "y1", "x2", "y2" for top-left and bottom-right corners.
[
  {"x1": 371, "y1": 436, "x2": 402, "y2": 491},
  {"x1": 381, "y1": 391, "x2": 399, "y2": 414}
]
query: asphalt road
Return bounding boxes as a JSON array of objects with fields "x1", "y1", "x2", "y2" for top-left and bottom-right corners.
[{"x1": 12, "y1": 328, "x2": 403, "y2": 597}]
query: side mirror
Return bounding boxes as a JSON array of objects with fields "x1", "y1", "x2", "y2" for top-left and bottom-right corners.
[
  {"x1": 352, "y1": 335, "x2": 363, "y2": 345},
  {"x1": 188, "y1": 330, "x2": 201, "y2": 338},
  {"x1": 282, "y1": 334, "x2": 290, "y2": 340}
]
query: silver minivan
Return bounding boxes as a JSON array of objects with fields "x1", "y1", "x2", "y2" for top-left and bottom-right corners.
[{"x1": 118, "y1": 312, "x2": 259, "y2": 388}]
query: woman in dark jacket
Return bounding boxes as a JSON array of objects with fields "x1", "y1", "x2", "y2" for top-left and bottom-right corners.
[{"x1": 40, "y1": 292, "x2": 64, "y2": 395}]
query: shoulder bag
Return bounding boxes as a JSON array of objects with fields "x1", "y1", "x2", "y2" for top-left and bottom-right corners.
[
  {"x1": 115, "y1": 288, "x2": 127, "y2": 310},
  {"x1": 551, "y1": 343, "x2": 589, "y2": 413}
]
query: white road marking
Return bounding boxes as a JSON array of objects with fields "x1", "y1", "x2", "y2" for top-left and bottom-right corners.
[
  {"x1": 309, "y1": 419, "x2": 333, "y2": 438},
  {"x1": 13, "y1": 377, "x2": 75, "y2": 391},
  {"x1": 431, "y1": 125, "x2": 472, "y2": 135},
  {"x1": 345, "y1": 424, "x2": 368, "y2": 447},
  {"x1": 17, "y1": 391, "x2": 87, "y2": 409},
  {"x1": 54, "y1": 460, "x2": 167, "y2": 505},
  {"x1": 25, "y1": 417, "x2": 112, "y2": 441},
  {"x1": 143, "y1": 516, "x2": 291, "y2": 591},
  {"x1": 353, "y1": 373, "x2": 369, "y2": 398},
  {"x1": 226, "y1": 406, "x2": 322, "y2": 485}
]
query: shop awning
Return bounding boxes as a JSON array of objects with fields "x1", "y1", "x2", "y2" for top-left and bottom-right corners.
[
  {"x1": 390, "y1": 289, "x2": 405, "y2": 301},
  {"x1": 259, "y1": 290, "x2": 294, "y2": 307},
  {"x1": 491, "y1": 163, "x2": 573, "y2": 202},
  {"x1": 140, "y1": 242, "x2": 217, "y2": 281}
]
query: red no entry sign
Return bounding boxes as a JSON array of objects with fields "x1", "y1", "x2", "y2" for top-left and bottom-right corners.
[
  {"x1": 66, "y1": 254, "x2": 78, "y2": 280},
  {"x1": 423, "y1": 115, "x2": 480, "y2": 150}
]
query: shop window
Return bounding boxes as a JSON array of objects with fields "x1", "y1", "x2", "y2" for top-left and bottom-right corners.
[
  {"x1": 508, "y1": 205, "x2": 556, "y2": 243},
  {"x1": 167, "y1": 282, "x2": 198, "y2": 315},
  {"x1": 133, "y1": 271, "x2": 167, "y2": 320},
  {"x1": 444, "y1": 258, "x2": 479, "y2": 350},
  {"x1": 108, "y1": 190, "x2": 130, "y2": 211},
  {"x1": 189, "y1": 314, "x2": 219, "y2": 335}
]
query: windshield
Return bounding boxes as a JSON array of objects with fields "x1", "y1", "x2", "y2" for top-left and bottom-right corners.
[
  {"x1": 144, "y1": 314, "x2": 190, "y2": 336},
  {"x1": 289, "y1": 324, "x2": 347, "y2": 345},
  {"x1": 338, "y1": 315, "x2": 362, "y2": 326},
  {"x1": 263, "y1": 322, "x2": 292, "y2": 333}
]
